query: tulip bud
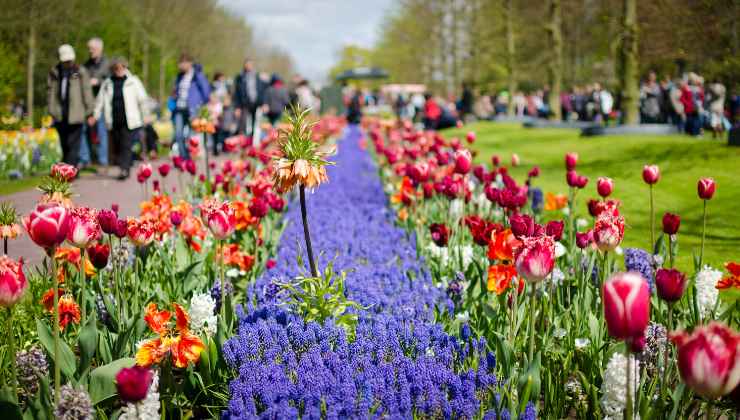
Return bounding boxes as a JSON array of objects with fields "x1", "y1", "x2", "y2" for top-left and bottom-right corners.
[
  {"x1": 491, "y1": 155, "x2": 500, "y2": 167},
  {"x1": 511, "y1": 153, "x2": 520, "y2": 167},
  {"x1": 565, "y1": 152, "x2": 578, "y2": 170},
  {"x1": 575, "y1": 230, "x2": 593, "y2": 249},
  {"x1": 576, "y1": 175, "x2": 589, "y2": 189},
  {"x1": 528, "y1": 166, "x2": 540, "y2": 179},
  {"x1": 429, "y1": 223, "x2": 450, "y2": 247},
  {"x1": 111, "y1": 203, "x2": 119, "y2": 214},
  {"x1": 514, "y1": 235, "x2": 555, "y2": 283},
  {"x1": 97, "y1": 209, "x2": 118, "y2": 235},
  {"x1": 114, "y1": 219, "x2": 128, "y2": 239},
  {"x1": 158, "y1": 163, "x2": 171, "y2": 177},
  {"x1": 466, "y1": 131, "x2": 476, "y2": 144},
  {"x1": 671, "y1": 322, "x2": 740, "y2": 399},
  {"x1": 642, "y1": 165, "x2": 660, "y2": 185},
  {"x1": 473, "y1": 165, "x2": 487, "y2": 182},
  {"x1": 697, "y1": 177, "x2": 716, "y2": 200},
  {"x1": 266, "y1": 259, "x2": 276, "y2": 269},
  {"x1": 87, "y1": 243, "x2": 110, "y2": 269},
  {"x1": 602, "y1": 272, "x2": 650, "y2": 341},
  {"x1": 422, "y1": 183, "x2": 434, "y2": 198},
  {"x1": 116, "y1": 366, "x2": 153, "y2": 403},
  {"x1": 545, "y1": 220, "x2": 564, "y2": 241},
  {"x1": 170, "y1": 211, "x2": 183, "y2": 227},
  {"x1": 596, "y1": 177, "x2": 613, "y2": 198},
  {"x1": 655, "y1": 268, "x2": 687, "y2": 302},
  {"x1": 0, "y1": 256, "x2": 27, "y2": 307},
  {"x1": 509, "y1": 213, "x2": 535, "y2": 238},
  {"x1": 662, "y1": 212, "x2": 680, "y2": 235},
  {"x1": 587, "y1": 199, "x2": 601, "y2": 217},
  {"x1": 566, "y1": 170, "x2": 579, "y2": 187},
  {"x1": 453, "y1": 149, "x2": 472, "y2": 174},
  {"x1": 185, "y1": 159, "x2": 197, "y2": 175},
  {"x1": 50, "y1": 163, "x2": 78, "y2": 182}
]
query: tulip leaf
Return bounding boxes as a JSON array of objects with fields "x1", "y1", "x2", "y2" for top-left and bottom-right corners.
[
  {"x1": 77, "y1": 313, "x2": 99, "y2": 375},
  {"x1": 36, "y1": 319, "x2": 76, "y2": 379},
  {"x1": 89, "y1": 357, "x2": 136, "y2": 405},
  {"x1": 0, "y1": 386, "x2": 21, "y2": 420}
]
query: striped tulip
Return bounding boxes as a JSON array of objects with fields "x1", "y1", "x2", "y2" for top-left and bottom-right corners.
[{"x1": 602, "y1": 272, "x2": 650, "y2": 342}]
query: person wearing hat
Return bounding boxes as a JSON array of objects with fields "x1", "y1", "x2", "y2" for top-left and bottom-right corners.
[{"x1": 47, "y1": 44, "x2": 95, "y2": 168}]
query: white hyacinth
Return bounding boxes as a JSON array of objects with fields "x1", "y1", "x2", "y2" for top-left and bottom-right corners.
[
  {"x1": 473, "y1": 192, "x2": 491, "y2": 214},
  {"x1": 550, "y1": 267, "x2": 565, "y2": 286},
  {"x1": 600, "y1": 353, "x2": 640, "y2": 420},
  {"x1": 449, "y1": 199, "x2": 464, "y2": 221},
  {"x1": 426, "y1": 243, "x2": 450, "y2": 266},
  {"x1": 119, "y1": 372, "x2": 160, "y2": 420},
  {"x1": 457, "y1": 245, "x2": 474, "y2": 270},
  {"x1": 695, "y1": 266, "x2": 721, "y2": 317},
  {"x1": 189, "y1": 293, "x2": 217, "y2": 337},
  {"x1": 554, "y1": 242, "x2": 566, "y2": 258}
]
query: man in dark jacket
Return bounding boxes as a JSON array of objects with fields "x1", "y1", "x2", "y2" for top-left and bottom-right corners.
[
  {"x1": 48, "y1": 44, "x2": 95, "y2": 168},
  {"x1": 80, "y1": 37, "x2": 110, "y2": 168},
  {"x1": 172, "y1": 53, "x2": 210, "y2": 159},
  {"x1": 232, "y1": 58, "x2": 266, "y2": 137}
]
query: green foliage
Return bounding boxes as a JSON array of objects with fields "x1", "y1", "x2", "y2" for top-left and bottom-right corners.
[
  {"x1": 0, "y1": 42, "x2": 23, "y2": 104},
  {"x1": 279, "y1": 105, "x2": 334, "y2": 167},
  {"x1": 277, "y1": 261, "x2": 364, "y2": 338}
]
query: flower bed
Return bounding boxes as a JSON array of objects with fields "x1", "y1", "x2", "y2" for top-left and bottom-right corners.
[{"x1": 0, "y1": 126, "x2": 60, "y2": 180}]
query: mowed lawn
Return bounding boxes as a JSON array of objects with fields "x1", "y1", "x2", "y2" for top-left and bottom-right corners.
[{"x1": 442, "y1": 122, "x2": 740, "y2": 271}]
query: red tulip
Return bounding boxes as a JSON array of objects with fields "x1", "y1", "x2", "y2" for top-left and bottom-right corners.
[
  {"x1": 422, "y1": 183, "x2": 434, "y2": 198},
  {"x1": 509, "y1": 213, "x2": 535, "y2": 238},
  {"x1": 491, "y1": 155, "x2": 501, "y2": 167},
  {"x1": 97, "y1": 209, "x2": 118, "y2": 235},
  {"x1": 697, "y1": 178, "x2": 716, "y2": 200},
  {"x1": 566, "y1": 170, "x2": 579, "y2": 187},
  {"x1": 268, "y1": 195, "x2": 285, "y2": 212},
  {"x1": 662, "y1": 212, "x2": 681, "y2": 235},
  {"x1": 565, "y1": 152, "x2": 578, "y2": 170},
  {"x1": 596, "y1": 177, "x2": 613, "y2": 198},
  {"x1": 87, "y1": 243, "x2": 110, "y2": 270},
  {"x1": 670, "y1": 322, "x2": 740, "y2": 399},
  {"x1": 200, "y1": 200, "x2": 236, "y2": 240},
  {"x1": 23, "y1": 202, "x2": 70, "y2": 249},
  {"x1": 158, "y1": 163, "x2": 171, "y2": 177},
  {"x1": 587, "y1": 199, "x2": 601, "y2": 217},
  {"x1": 527, "y1": 166, "x2": 540, "y2": 179},
  {"x1": 0, "y1": 256, "x2": 27, "y2": 307},
  {"x1": 642, "y1": 164, "x2": 660, "y2": 185},
  {"x1": 593, "y1": 212, "x2": 625, "y2": 251},
  {"x1": 114, "y1": 219, "x2": 128, "y2": 239},
  {"x1": 67, "y1": 207, "x2": 101, "y2": 248},
  {"x1": 453, "y1": 149, "x2": 472, "y2": 174},
  {"x1": 602, "y1": 272, "x2": 650, "y2": 342},
  {"x1": 514, "y1": 235, "x2": 555, "y2": 283},
  {"x1": 170, "y1": 210, "x2": 183, "y2": 227},
  {"x1": 466, "y1": 131, "x2": 476, "y2": 144},
  {"x1": 655, "y1": 268, "x2": 687, "y2": 302},
  {"x1": 545, "y1": 220, "x2": 564, "y2": 241},
  {"x1": 137, "y1": 163, "x2": 153, "y2": 182},
  {"x1": 127, "y1": 218, "x2": 157, "y2": 247},
  {"x1": 116, "y1": 365, "x2": 153, "y2": 402},
  {"x1": 473, "y1": 165, "x2": 487, "y2": 182},
  {"x1": 266, "y1": 259, "x2": 276, "y2": 269},
  {"x1": 185, "y1": 160, "x2": 197, "y2": 175},
  {"x1": 575, "y1": 230, "x2": 593, "y2": 249},
  {"x1": 50, "y1": 162, "x2": 77, "y2": 182},
  {"x1": 111, "y1": 203, "x2": 119, "y2": 214},
  {"x1": 575, "y1": 175, "x2": 589, "y2": 189},
  {"x1": 248, "y1": 198, "x2": 269, "y2": 219},
  {"x1": 429, "y1": 223, "x2": 450, "y2": 247}
]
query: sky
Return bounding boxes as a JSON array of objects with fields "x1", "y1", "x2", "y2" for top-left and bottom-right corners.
[{"x1": 220, "y1": 0, "x2": 394, "y2": 85}]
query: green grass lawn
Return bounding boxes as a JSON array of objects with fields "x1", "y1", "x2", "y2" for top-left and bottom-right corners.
[
  {"x1": 0, "y1": 176, "x2": 43, "y2": 197},
  {"x1": 442, "y1": 122, "x2": 740, "y2": 271}
]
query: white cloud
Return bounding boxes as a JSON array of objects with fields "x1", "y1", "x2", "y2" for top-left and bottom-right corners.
[{"x1": 220, "y1": 0, "x2": 393, "y2": 85}]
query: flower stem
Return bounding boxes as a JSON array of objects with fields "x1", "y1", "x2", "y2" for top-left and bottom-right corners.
[
  {"x1": 625, "y1": 346, "x2": 634, "y2": 420},
  {"x1": 700, "y1": 199, "x2": 707, "y2": 268},
  {"x1": 649, "y1": 185, "x2": 655, "y2": 252},
  {"x1": 204, "y1": 132, "x2": 210, "y2": 184},
  {"x1": 3, "y1": 238, "x2": 7, "y2": 255},
  {"x1": 662, "y1": 303, "x2": 673, "y2": 396},
  {"x1": 6, "y1": 307, "x2": 16, "y2": 387},
  {"x1": 80, "y1": 248, "x2": 86, "y2": 324},
  {"x1": 668, "y1": 235, "x2": 674, "y2": 269},
  {"x1": 219, "y1": 239, "x2": 226, "y2": 323},
  {"x1": 51, "y1": 246, "x2": 60, "y2": 403},
  {"x1": 527, "y1": 284, "x2": 537, "y2": 363},
  {"x1": 299, "y1": 185, "x2": 318, "y2": 277}
]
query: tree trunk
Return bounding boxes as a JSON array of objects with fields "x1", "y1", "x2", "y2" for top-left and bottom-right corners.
[
  {"x1": 547, "y1": 0, "x2": 562, "y2": 120},
  {"x1": 505, "y1": 0, "x2": 517, "y2": 116},
  {"x1": 142, "y1": 39, "x2": 149, "y2": 89},
  {"x1": 26, "y1": 21, "x2": 36, "y2": 123},
  {"x1": 158, "y1": 52, "x2": 167, "y2": 108},
  {"x1": 619, "y1": 0, "x2": 639, "y2": 125}
]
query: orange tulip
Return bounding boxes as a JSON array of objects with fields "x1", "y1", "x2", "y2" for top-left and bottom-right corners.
[{"x1": 136, "y1": 303, "x2": 204, "y2": 368}]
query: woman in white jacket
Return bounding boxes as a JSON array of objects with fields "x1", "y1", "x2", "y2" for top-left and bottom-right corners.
[{"x1": 93, "y1": 57, "x2": 149, "y2": 180}]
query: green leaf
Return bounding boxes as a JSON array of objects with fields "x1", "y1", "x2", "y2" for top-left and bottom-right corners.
[
  {"x1": 77, "y1": 313, "x2": 99, "y2": 375},
  {"x1": 36, "y1": 319, "x2": 76, "y2": 379},
  {"x1": 89, "y1": 358, "x2": 136, "y2": 405},
  {"x1": 0, "y1": 386, "x2": 21, "y2": 420}
]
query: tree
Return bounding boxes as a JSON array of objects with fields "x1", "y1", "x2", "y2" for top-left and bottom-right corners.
[
  {"x1": 546, "y1": 0, "x2": 563, "y2": 120},
  {"x1": 505, "y1": 0, "x2": 517, "y2": 115},
  {"x1": 619, "y1": 0, "x2": 639, "y2": 124}
]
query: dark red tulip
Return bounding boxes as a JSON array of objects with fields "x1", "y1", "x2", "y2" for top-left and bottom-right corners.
[
  {"x1": 662, "y1": 212, "x2": 681, "y2": 235},
  {"x1": 87, "y1": 243, "x2": 110, "y2": 269},
  {"x1": 116, "y1": 366, "x2": 153, "y2": 403},
  {"x1": 97, "y1": 209, "x2": 118, "y2": 235},
  {"x1": 697, "y1": 178, "x2": 716, "y2": 200},
  {"x1": 545, "y1": 220, "x2": 564, "y2": 241},
  {"x1": 655, "y1": 268, "x2": 687, "y2": 302},
  {"x1": 429, "y1": 223, "x2": 450, "y2": 247},
  {"x1": 509, "y1": 213, "x2": 535, "y2": 238},
  {"x1": 576, "y1": 230, "x2": 593, "y2": 249}
]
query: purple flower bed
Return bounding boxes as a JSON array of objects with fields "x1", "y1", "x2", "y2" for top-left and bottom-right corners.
[{"x1": 224, "y1": 126, "x2": 508, "y2": 419}]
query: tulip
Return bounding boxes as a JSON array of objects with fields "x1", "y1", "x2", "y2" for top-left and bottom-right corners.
[
  {"x1": 527, "y1": 166, "x2": 540, "y2": 179},
  {"x1": 137, "y1": 163, "x2": 153, "y2": 181},
  {"x1": 511, "y1": 153, "x2": 520, "y2": 167},
  {"x1": 268, "y1": 195, "x2": 285, "y2": 212},
  {"x1": 422, "y1": 183, "x2": 434, "y2": 198},
  {"x1": 185, "y1": 159, "x2": 197, "y2": 175},
  {"x1": 248, "y1": 199, "x2": 269, "y2": 219},
  {"x1": 670, "y1": 322, "x2": 740, "y2": 399},
  {"x1": 566, "y1": 170, "x2": 579, "y2": 187},
  {"x1": 111, "y1": 203, "x2": 119, "y2": 214},
  {"x1": 473, "y1": 165, "x2": 487, "y2": 182},
  {"x1": 87, "y1": 243, "x2": 110, "y2": 270},
  {"x1": 0, "y1": 256, "x2": 27, "y2": 307},
  {"x1": 602, "y1": 271, "x2": 650, "y2": 342},
  {"x1": 642, "y1": 165, "x2": 660, "y2": 185},
  {"x1": 565, "y1": 152, "x2": 578, "y2": 170},
  {"x1": 491, "y1": 155, "x2": 501, "y2": 167},
  {"x1": 116, "y1": 366, "x2": 153, "y2": 403},
  {"x1": 545, "y1": 220, "x2": 564, "y2": 241},
  {"x1": 266, "y1": 259, "x2": 276, "y2": 269},
  {"x1": 50, "y1": 163, "x2": 77, "y2": 182},
  {"x1": 429, "y1": 223, "x2": 450, "y2": 247},
  {"x1": 158, "y1": 163, "x2": 171, "y2": 178},
  {"x1": 697, "y1": 177, "x2": 715, "y2": 200},
  {"x1": 23, "y1": 202, "x2": 70, "y2": 249},
  {"x1": 97, "y1": 209, "x2": 118, "y2": 235},
  {"x1": 453, "y1": 149, "x2": 472, "y2": 174},
  {"x1": 587, "y1": 199, "x2": 601, "y2": 217},
  {"x1": 576, "y1": 230, "x2": 593, "y2": 249},
  {"x1": 593, "y1": 213, "x2": 625, "y2": 252},
  {"x1": 514, "y1": 235, "x2": 555, "y2": 283},
  {"x1": 127, "y1": 218, "x2": 156, "y2": 247},
  {"x1": 170, "y1": 210, "x2": 183, "y2": 227},
  {"x1": 509, "y1": 213, "x2": 535, "y2": 238},
  {"x1": 201, "y1": 201, "x2": 236, "y2": 240},
  {"x1": 114, "y1": 219, "x2": 128, "y2": 239},
  {"x1": 596, "y1": 177, "x2": 613, "y2": 198},
  {"x1": 575, "y1": 175, "x2": 588, "y2": 189},
  {"x1": 67, "y1": 207, "x2": 101, "y2": 248},
  {"x1": 655, "y1": 268, "x2": 687, "y2": 302},
  {"x1": 662, "y1": 212, "x2": 680, "y2": 235}
]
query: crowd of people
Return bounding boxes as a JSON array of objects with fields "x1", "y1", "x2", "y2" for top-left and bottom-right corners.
[{"x1": 47, "y1": 38, "x2": 318, "y2": 181}]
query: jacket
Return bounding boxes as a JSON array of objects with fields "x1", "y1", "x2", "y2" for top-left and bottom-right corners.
[
  {"x1": 232, "y1": 71, "x2": 266, "y2": 110},
  {"x1": 263, "y1": 84, "x2": 290, "y2": 115},
  {"x1": 94, "y1": 71, "x2": 149, "y2": 130},
  {"x1": 173, "y1": 64, "x2": 210, "y2": 115},
  {"x1": 84, "y1": 56, "x2": 110, "y2": 96},
  {"x1": 47, "y1": 64, "x2": 94, "y2": 125}
]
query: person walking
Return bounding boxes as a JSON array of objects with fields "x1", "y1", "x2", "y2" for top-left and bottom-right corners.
[
  {"x1": 232, "y1": 58, "x2": 265, "y2": 137},
  {"x1": 171, "y1": 53, "x2": 210, "y2": 159},
  {"x1": 80, "y1": 37, "x2": 110, "y2": 169},
  {"x1": 707, "y1": 81, "x2": 726, "y2": 138},
  {"x1": 640, "y1": 71, "x2": 662, "y2": 123},
  {"x1": 47, "y1": 44, "x2": 95, "y2": 169},
  {"x1": 263, "y1": 74, "x2": 290, "y2": 126},
  {"x1": 93, "y1": 58, "x2": 149, "y2": 180}
]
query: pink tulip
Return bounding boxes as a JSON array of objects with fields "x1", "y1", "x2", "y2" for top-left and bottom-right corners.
[
  {"x1": 50, "y1": 163, "x2": 77, "y2": 182},
  {"x1": 655, "y1": 268, "x2": 687, "y2": 302},
  {"x1": 671, "y1": 322, "x2": 740, "y2": 399},
  {"x1": 185, "y1": 160, "x2": 197, "y2": 175},
  {"x1": 200, "y1": 200, "x2": 236, "y2": 240},
  {"x1": 593, "y1": 212, "x2": 624, "y2": 251},
  {"x1": 602, "y1": 272, "x2": 650, "y2": 342},
  {"x1": 514, "y1": 235, "x2": 555, "y2": 283},
  {"x1": 575, "y1": 230, "x2": 593, "y2": 249},
  {"x1": 97, "y1": 209, "x2": 118, "y2": 235},
  {"x1": 566, "y1": 170, "x2": 579, "y2": 187},
  {"x1": 575, "y1": 175, "x2": 589, "y2": 189},
  {"x1": 642, "y1": 165, "x2": 660, "y2": 185},
  {"x1": 597, "y1": 177, "x2": 613, "y2": 198},
  {"x1": 116, "y1": 366, "x2": 153, "y2": 403},
  {"x1": 465, "y1": 131, "x2": 476, "y2": 144},
  {"x1": 511, "y1": 153, "x2": 520, "y2": 167},
  {"x1": 137, "y1": 163, "x2": 153, "y2": 181},
  {"x1": 0, "y1": 256, "x2": 28, "y2": 307},
  {"x1": 453, "y1": 149, "x2": 472, "y2": 174},
  {"x1": 158, "y1": 163, "x2": 171, "y2": 178},
  {"x1": 23, "y1": 202, "x2": 70, "y2": 249},
  {"x1": 67, "y1": 207, "x2": 101, "y2": 248},
  {"x1": 565, "y1": 152, "x2": 578, "y2": 170},
  {"x1": 697, "y1": 177, "x2": 716, "y2": 200},
  {"x1": 249, "y1": 198, "x2": 269, "y2": 219},
  {"x1": 114, "y1": 219, "x2": 128, "y2": 239}
]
